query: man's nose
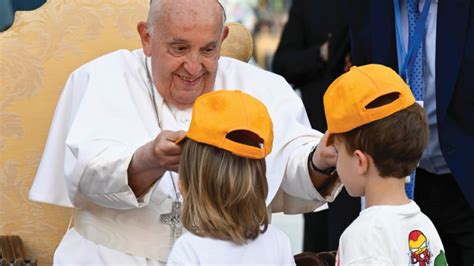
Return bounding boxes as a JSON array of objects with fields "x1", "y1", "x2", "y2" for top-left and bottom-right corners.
[{"x1": 183, "y1": 52, "x2": 203, "y2": 76}]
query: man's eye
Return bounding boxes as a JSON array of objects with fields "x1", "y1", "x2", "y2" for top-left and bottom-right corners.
[
  {"x1": 169, "y1": 46, "x2": 187, "y2": 56},
  {"x1": 202, "y1": 47, "x2": 217, "y2": 56}
]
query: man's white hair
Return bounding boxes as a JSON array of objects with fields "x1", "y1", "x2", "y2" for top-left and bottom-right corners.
[{"x1": 147, "y1": 0, "x2": 226, "y2": 35}]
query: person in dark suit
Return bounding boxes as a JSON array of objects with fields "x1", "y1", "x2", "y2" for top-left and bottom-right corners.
[
  {"x1": 340, "y1": 1, "x2": 474, "y2": 265},
  {"x1": 272, "y1": 0, "x2": 360, "y2": 253}
]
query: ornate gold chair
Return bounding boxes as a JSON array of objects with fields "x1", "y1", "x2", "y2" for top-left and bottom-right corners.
[{"x1": 0, "y1": 1, "x2": 252, "y2": 264}]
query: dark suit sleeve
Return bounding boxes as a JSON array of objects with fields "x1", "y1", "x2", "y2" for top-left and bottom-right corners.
[
  {"x1": 272, "y1": 0, "x2": 326, "y2": 86},
  {"x1": 327, "y1": 0, "x2": 350, "y2": 76},
  {"x1": 338, "y1": 0, "x2": 372, "y2": 66}
]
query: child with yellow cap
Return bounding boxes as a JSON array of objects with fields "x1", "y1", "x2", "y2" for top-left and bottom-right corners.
[
  {"x1": 167, "y1": 90, "x2": 295, "y2": 265},
  {"x1": 324, "y1": 65, "x2": 447, "y2": 265}
]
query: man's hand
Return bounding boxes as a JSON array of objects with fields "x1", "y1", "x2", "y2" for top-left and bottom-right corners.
[
  {"x1": 150, "y1": 130, "x2": 186, "y2": 172},
  {"x1": 320, "y1": 41, "x2": 329, "y2": 62},
  {"x1": 128, "y1": 130, "x2": 186, "y2": 197},
  {"x1": 312, "y1": 131, "x2": 337, "y2": 170},
  {"x1": 308, "y1": 132, "x2": 339, "y2": 195}
]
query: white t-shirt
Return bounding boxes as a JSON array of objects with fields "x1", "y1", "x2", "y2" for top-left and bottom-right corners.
[
  {"x1": 167, "y1": 225, "x2": 296, "y2": 266},
  {"x1": 336, "y1": 201, "x2": 446, "y2": 265}
]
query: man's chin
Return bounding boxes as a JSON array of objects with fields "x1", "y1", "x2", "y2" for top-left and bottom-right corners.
[
  {"x1": 168, "y1": 83, "x2": 213, "y2": 107},
  {"x1": 170, "y1": 92, "x2": 202, "y2": 109}
]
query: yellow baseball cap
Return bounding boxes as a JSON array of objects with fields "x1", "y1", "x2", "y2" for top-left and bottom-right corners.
[
  {"x1": 324, "y1": 64, "x2": 416, "y2": 134},
  {"x1": 177, "y1": 90, "x2": 273, "y2": 159}
]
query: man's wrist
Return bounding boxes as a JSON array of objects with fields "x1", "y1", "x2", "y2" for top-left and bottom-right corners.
[{"x1": 308, "y1": 145, "x2": 336, "y2": 176}]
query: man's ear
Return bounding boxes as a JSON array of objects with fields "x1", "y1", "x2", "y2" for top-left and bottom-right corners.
[
  {"x1": 354, "y1": 150, "x2": 369, "y2": 175},
  {"x1": 137, "y1": 21, "x2": 152, "y2": 57},
  {"x1": 221, "y1": 25, "x2": 229, "y2": 42}
]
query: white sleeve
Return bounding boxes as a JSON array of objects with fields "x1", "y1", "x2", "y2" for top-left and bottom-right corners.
[
  {"x1": 283, "y1": 143, "x2": 342, "y2": 202},
  {"x1": 29, "y1": 68, "x2": 89, "y2": 207},
  {"x1": 67, "y1": 141, "x2": 157, "y2": 209},
  {"x1": 63, "y1": 60, "x2": 158, "y2": 209}
]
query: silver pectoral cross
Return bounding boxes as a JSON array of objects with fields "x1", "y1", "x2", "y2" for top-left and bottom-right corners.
[{"x1": 160, "y1": 201, "x2": 182, "y2": 244}]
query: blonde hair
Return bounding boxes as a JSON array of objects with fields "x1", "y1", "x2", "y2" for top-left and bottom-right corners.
[{"x1": 179, "y1": 138, "x2": 269, "y2": 245}]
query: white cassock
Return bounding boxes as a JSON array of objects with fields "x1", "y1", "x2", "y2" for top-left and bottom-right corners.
[{"x1": 29, "y1": 49, "x2": 342, "y2": 265}]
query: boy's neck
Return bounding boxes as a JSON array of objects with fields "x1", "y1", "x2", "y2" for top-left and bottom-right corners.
[{"x1": 364, "y1": 174, "x2": 410, "y2": 208}]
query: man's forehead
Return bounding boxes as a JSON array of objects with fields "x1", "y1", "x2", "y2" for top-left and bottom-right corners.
[
  {"x1": 151, "y1": 0, "x2": 225, "y2": 38},
  {"x1": 160, "y1": 0, "x2": 222, "y2": 16},
  {"x1": 158, "y1": 15, "x2": 222, "y2": 35},
  {"x1": 150, "y1": 0, "x2": 222, "y2": 6}
]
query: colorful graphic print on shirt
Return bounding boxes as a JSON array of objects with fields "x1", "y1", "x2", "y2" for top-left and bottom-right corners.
[{"x1": 408, "y1": 230, "x2": 447, "y2": 266}]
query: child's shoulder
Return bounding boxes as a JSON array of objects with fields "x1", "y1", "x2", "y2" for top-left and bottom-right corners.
[
  {"x1": 262, "y1": 225, "x2": 291, "y2": 242},
  {"x1": 238, "y1": 225, "x2": 291, "y2": 247},
  {"x1": 342, "y1": 202, "x2": 421, "y2": 239},
  {"x1": 173, "y1": 231, "x2": 202, "y2": 247},
  {"x1": 173, "y1": 225, "x2": 291, "y2": 246},
  {"x1": 341, "y1": 201, "x2": 442, "y2": 247}
]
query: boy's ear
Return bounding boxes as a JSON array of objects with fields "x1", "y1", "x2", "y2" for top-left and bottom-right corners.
[{"x1": 354, "y1": 150, "x2": 369, "y2": 175}]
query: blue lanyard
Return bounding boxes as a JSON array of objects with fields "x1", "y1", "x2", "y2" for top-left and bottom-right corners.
[{"x1": 394, "y1": 0, "x2": 431, "y2": 80}]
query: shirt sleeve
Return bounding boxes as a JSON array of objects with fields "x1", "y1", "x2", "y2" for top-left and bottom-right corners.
[
  {"x1": 283, "y1": 142, "x2": 342, "y2": 202},
  {"x1": 69, "y1": 142, "x2": 158, "y2": 209},
  {"x1": 63, "y1": 60, "x2": 159, "y2": 209}
]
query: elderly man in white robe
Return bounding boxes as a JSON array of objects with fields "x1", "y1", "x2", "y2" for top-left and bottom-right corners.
[{"x1": 30, "y1": 0, "x2": 342, "y2": 264}]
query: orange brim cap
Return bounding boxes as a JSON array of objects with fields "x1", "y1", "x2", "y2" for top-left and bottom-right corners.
[
  {"x1": 324, "y1": 64, "x2": 416, "y2": 134},
  {"x1": 176, "y1": 90, "x2": 273, "y2": 159}
]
